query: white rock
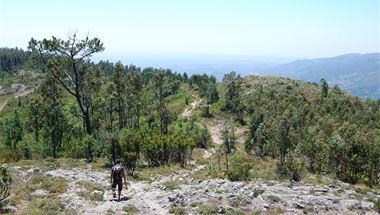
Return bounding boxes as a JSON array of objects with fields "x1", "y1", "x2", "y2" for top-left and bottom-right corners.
[{"x1": 32, "y1": 189, "x2": 48, "y2": 198}]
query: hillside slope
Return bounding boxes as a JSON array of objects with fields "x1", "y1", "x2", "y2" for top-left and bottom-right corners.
[{"x1": 258, "y1": 53, "x2": 380, "y2": 99}]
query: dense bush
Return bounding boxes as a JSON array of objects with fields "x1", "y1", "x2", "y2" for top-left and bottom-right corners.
[{"x1": 221, "y1": 76, "x2": 380, "y2": 186}]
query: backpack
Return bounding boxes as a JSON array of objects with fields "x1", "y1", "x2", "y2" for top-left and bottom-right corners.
[{"x1": 113, "y1": 164, "x2": 123, "y2": 180}]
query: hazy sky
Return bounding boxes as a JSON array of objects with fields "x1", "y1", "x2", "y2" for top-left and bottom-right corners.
[{"x1": 0, "y1": 0, "x2": 379, "y2": 58}]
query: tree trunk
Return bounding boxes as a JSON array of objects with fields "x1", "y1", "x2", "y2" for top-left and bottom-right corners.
[
  {"x1": 225, "y1": 153, "x2": 229, "y2": 171},
  {"x1": 111, "y1": 138, "x2": 116, "y2": 165},
  {"x1": 84, "y1": 112, "x2": 92, "y2": 135}
]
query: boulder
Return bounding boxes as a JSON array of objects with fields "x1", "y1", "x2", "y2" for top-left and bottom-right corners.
[{"x1": 1, "y1": 206, "x2": 17, "y2": 214}]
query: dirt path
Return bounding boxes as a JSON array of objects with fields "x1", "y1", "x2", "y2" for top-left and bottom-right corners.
[
  {"x1": 0, "y1": 84, "x2": 34, "y2": 112},
  {"x1": 203, "y1": 118, "x2": 248, "y2": 146},
  {"x1": 182, "y1": 98, "x2": 202, "y2": 118},
  {"x1": 15, "y1": 88, "x2": 34, "y2": 98}
]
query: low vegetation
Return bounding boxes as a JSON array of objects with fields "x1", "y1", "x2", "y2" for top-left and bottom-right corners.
[{"x1": 0, "y1": 35, "x2": 379, "y2": 213}]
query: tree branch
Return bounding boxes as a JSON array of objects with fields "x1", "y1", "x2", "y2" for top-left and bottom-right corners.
[
  {"x1": 36, "y1": 45, "x2": 76, "y2": 97},
  {"x1": 63, "y1": 107, "x2": 85, "y2": 119}
]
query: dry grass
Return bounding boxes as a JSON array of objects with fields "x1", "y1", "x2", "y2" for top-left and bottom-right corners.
[
  {"x1": 134, "y1": 164, "x2": 183, "y2": 181},
  {"x1": 76, "y1": 180, "x2": 107, "y2": 201},
  {"x1": 7, "y1": 172, "x2": 68, "y2": 214}
]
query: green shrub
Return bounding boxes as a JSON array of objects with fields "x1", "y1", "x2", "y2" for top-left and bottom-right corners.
[
  {"x1": 227, "y1": 152, "x2": 253, "y2": 181},
  {"x1": 169, "y1": 206, "x2": 186, "y2": 215},
  {"x1": 122, "y1": 205, "x2": 139, "y2": 214},
  {"x1": 197, "y1": 203, "x2": 218, "y2": 215}
]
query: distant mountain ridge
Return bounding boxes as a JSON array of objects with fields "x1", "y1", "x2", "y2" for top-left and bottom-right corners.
[
  {"x1": 257, "y1": 53, "x2": 380, "y2": 99},
  {"x1": 114, "y1": 52, "x2": 380, "y2": 99}
]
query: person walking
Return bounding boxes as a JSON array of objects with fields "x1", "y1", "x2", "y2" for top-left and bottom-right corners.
[{"x1": 110, "y1": 159, "x2": 127, "y2": 201}]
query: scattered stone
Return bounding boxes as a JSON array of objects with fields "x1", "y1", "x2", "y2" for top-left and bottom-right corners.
[
  {"x1": 263, "y1": 204, "x2": 270, "y2": 209},
  {"x1": 315, "y1": 188, "x2": 328, "y2": 193},
  {"x1": 168, "y1": 196, "x2": 176, "y2": 202},
  {"x1": 228, "y1": 193, "x2": 236, "y2": 198},
  {"x1": 1, "y1": 206, "x2": 18, "y2": 214},
  {"x1": 295, "y1": 202, "x2": 305, "y2": 209},
  {"x1": 217, "y1": 206, "x2": 226, "y2": 214},
  {"x1": 32, "y1": 189, "x2": 48, "y2": 198},
  {"x1": 27, "y1": 168, "x2": 41, "y2": 174}
]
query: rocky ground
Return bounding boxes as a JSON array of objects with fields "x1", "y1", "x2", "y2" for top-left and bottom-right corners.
[{"x1": 5, "y1": 163, "x2": 380, "y2": 215}]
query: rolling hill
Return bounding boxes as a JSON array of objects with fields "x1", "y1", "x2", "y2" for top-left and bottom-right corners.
[{"x1": 257, "y1": 53, "x2": 380, "y2": 99}]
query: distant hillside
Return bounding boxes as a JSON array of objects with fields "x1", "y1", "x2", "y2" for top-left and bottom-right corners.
[{"x1": 258, "y1": 53, "x2": 380, "y2": 99}]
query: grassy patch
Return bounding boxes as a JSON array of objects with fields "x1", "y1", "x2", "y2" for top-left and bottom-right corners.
[
  {"x1": 253, "y1": 188, "x2": 265, "y2": 197},
  {"x1": 122, "y1": 205, "x2": 139, "y2": 214},
  {"x1": 268, "y1": 207, "x2": 284, "y2": 215},
  {"x1": 134, "y1": 164, "x2": 183, "y2": 181},
  {"x1": 249, "y1": 157, "x2": 278, "y2": 181},
  {"x1": 229, "y1": 195, "x2": 250, "y2": 207},
  {"x1": 191, "y1": 164, "x2": 226, "y2": 180},
  {"x1": 169, "y1": 206, "x2": 187, "y2": 215},
  {"x1": 303, "y1": 174, "x2": 332, "y2": 185},
  {"x1": 20, "y1": 198, "x2": 64, "y2": 215},
  {"x1": 9, "y1": 158, "x2": 61, "y2": 171},
  {"x1": 197, "y1": 202, "x2": 218, "y2": 215},
  {"x1": 353, "y1": 184, "x2": 372, "y2": 195},
  {"x1": 166, "y1": 86, "x2": 193, "y2": 114},
  {"x1": 8, "y1": 173, "x2": 68, "y2": 208},
  {"x1": 76, "y1": 180, "x2": 106, "y2": 201},
  {"x1": 225, "y1": 208, "x2": 246, "y2": 215},
  {"x1": 191, "y1": 148, "x2": 210, "y2": 165},
  {"x1": 161, "y1": 179, "x2": 185, "y2": 190},
  {"x1": 21, "y1": 174, "x2": 68, "y2": 196},
  {"x1": 76, "y1": 180, "x2": 106, "y2": 192},
  {"x1": 369, "y1": 198, "x2": 380, "y2": 212},
  {"x1": 266, "y1": 195, "x2": 281, "y2": 203},
  {"x1": 56, "y1": 158, "x2": 88, "y2": 169},
  {"x1": 105, "y1": 208, "x2": 114, "y2": 215}
]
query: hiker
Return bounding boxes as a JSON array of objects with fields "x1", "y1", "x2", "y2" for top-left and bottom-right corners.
[{"x1": 110, "y1": 159, "x2": 127, "y2": 201}]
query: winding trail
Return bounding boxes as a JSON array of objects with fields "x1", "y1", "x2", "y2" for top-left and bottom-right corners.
[{"x1": 182, "y1": 98, "x2": 202, "y2": 118}]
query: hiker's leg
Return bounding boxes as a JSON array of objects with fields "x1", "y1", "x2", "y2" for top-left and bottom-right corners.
[
  {"x1": 117, "y1": 180, "x2": 123, "y2": 201},
  {"x1": 112, "y1": 181, "x2": 117, "y2": 198}
]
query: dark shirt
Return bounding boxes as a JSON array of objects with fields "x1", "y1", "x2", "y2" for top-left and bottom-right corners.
[{"x1": 112, "y1": 164, "x2": 124, "y2": 181}]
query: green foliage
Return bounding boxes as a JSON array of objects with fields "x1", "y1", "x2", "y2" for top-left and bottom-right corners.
[
  {"x1": 141, "y1": 128, "x2": 195, "y2": 167},
  {"x1": 221, "y1": 121, "x2": 236, "y2": 171},
  {"x1": 372, "y1": 198, "x2": 380, "y2": 213},
  {"x1": 221, "y1": 71, "x2": 244, "y2": 123},
  {"x1": 227, "y1": 152, "x2": 253, "y2": 181},
  {"x1": 27, "y1": 198, "x2": 64, "y2": 215},
  {"x1": 169, "y1": 206, "x2": 187, "y2": 215},
  {"x1": 218, "y1": 76, "x2": 380, "y2": 186},
  {"x1": 4, "y1": 110, "x2": 23, "y2": 151},
  {"x1": 119, "y1": 129, "x2": 141, "y2": 176},
  {"x1": 122, "y1": 205, "x2": 139, "y2": 214},
  {"x1": 197, "y1": 203, "x2": 218, "y2": 215},
  {"x1": 2, "y1": 36, "x2": 379, "y2": 189},
  {"x1": 0, "y1": 166, "x2": 11, "y2": 203},
  {"x1": 0, "y1": 48, "x2": 31, "y2": 73},
  {"x1": 320, "y1": 78, "x2": 328, "y2": 101},
  {"x1": 245, "y1": 111, "x2": 267, "y2": 157},
  {"x1": 29, "y1": 34, "x2": 105, "y2": 140}
]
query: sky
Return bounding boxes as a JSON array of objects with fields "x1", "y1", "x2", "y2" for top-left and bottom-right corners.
[{"x1": 0, "y1": 0, "x2": 379, "y2": 59}]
